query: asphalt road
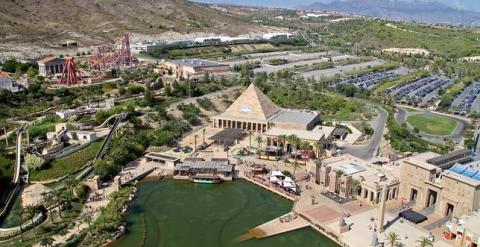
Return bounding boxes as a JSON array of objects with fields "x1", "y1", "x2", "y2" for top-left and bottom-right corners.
[
  {"x1": 394, "y1": 105, "x2": 467, "y2": 145},
  {"x1": 342, "y1": 107, "x2": 388, "y2": 160}
]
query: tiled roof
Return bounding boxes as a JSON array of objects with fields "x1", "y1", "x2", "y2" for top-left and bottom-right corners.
[
  {"x1": 0, "y1": 71, "x2": 10, "y2": 78},
  {"x1": 38, "y1": 56, "x2": 58, "y2": 63}
]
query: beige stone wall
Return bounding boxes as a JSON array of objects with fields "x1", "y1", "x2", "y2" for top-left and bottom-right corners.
[
  {"x1": 398, "y1": 161, "x2": 434, "y2": 207},
  {"x1": 438, "y1": 176, "x2": 479, "y2": 217}
]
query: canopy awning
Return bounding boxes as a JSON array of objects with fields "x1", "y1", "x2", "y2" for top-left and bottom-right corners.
[{"x1": 399, "y1": 209, "x2": 427, "y2": 224}]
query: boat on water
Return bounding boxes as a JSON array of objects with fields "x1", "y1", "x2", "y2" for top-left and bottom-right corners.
[{"x1": 192, "y1": 175, "x2": 223, "y2": 184}]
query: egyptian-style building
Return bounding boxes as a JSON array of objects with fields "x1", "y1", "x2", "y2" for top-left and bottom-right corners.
[
  {"x1": 399, "y1": 150, "x2": 479, "y2": 218},
  {"x1": 212, "y1": 84, "x2": 333, "y2": 154},
  {"x1": 212, "y1": 83, "x2": 283, "y2": 133}
]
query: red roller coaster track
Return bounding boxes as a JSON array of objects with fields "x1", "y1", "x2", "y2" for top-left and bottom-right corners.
[
  {"x1": 89, "y1": 34, "x2": 135, "y2": 70},
  {"x1": 59, "y1": 56, "x2": 83, "y2": 85}
]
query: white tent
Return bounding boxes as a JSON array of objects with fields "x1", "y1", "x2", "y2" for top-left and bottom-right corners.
[
  {"x1": 282, "y1": 177, "x2": 297, "y2": 192},
  {"x1": 270, "y1": 170, "x2": 285, "y2": 184},
  {"x1": 271, "y1": 170, "x2": 284, "y2": 177}
]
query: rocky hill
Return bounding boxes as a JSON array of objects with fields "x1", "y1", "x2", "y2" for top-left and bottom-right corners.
[{"x1": 0, "y1": 0, "x2": 264, "y2": 58}]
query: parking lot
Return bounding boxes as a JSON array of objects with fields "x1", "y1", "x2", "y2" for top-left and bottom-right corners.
[
  {"x1": 450, "y1": 82, "x2": 480, "y2": 115},
  {"x1": 333, "y1": 69, "x2": 403, "y2": 90},
  {"x1": 300, "y1": 60, "x2": 385, "y2": 80},
  {"x1": 388, "y1": 76, "x2": 453, "y2": 105}
]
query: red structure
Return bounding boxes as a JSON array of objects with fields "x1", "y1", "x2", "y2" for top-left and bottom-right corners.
[
  {"x1": 59, "y1": 56, "x2": 83, "y2": 85},
  {"x1": 89, "y1": 34, "x2": 135, "y2": 70}
]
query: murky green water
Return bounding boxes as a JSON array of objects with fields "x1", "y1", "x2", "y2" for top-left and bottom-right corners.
[{"x1": 111, "y1": 179, "x2": 339, "y2": 247}]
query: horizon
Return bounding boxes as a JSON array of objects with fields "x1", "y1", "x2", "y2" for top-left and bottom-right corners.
[{"x1": 194, "y1": 0, "x2": 480, "y2": 12}]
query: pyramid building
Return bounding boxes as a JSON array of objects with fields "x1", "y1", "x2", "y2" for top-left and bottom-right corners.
[
  {"x1": 213, "y1": 84, "x2": 321, "y2": 133},
  {"x1": 213, "y1": 83, "x2": 279, "y2": 132}
]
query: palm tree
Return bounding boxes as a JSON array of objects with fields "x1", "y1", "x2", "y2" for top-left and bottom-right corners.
[
  {"x1": 386, "y1": 232, "x2": 401, "y2": 247},
  {"x1": 64, "y1": 177, "x2": 80, "y2": 202},
  {"x1": 42, "y1": 193, "x2": 56, "y2": 223},
  {"x1": 24, "y1": 205, "x2": 39, "y2": 243},
  {"x1": 348, "y1": 179, "x2": 361, "y2": 198},
  {"x1": 248, "y1": 130, "x2": 253, "y2": 148},
  {"x1": 109, "y1": 193, "x2": 121, "y2": 213},
  {"x1": 287, "y1": 135, "x2": 300, "y2": 160},
  {"x1": 194, "y1": 134, "x2": 198, "y2": 152},
  {"x1": 255, "y1": 135, "x2": 263, "y2": 149},
  {"x1": 291, "y1": 160, "x2": 302, "y2": 179},
  {"x1": 299, "y1": 141, "x2": 311, "y2": 164},
  {"x1": 39, "y1": 235, "x2": 54, "y2": 247},
  {"x1": 83, "y1": 213, "x2": 93, "y2": 236},
  {"x1": 278, "y1": 135, "x2": 287, "y2": 154},
  {"x1": 416, "y1": 237, "x2": 433, "y2": 247},
  {"x1": 99, "y1": 206, "x2": 108, "y2": 229},
  {"x1": 14, "y1": 209, "x2": 24, "y2": 242},
  {"x1": 314, "y1": 145, "x2": 326, "y2": 184},
  {"x1": 52, "y1": 189, "x2": 65, "y2": 218}
]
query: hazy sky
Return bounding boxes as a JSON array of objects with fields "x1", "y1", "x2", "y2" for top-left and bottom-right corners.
[{"x1": 194, "y1": 0, "x2": 480, "y2": 12}]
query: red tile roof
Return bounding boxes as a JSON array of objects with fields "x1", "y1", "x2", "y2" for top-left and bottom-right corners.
[
  {"x1": 0, "y1": 71, "x2": 10, "y2": 78},
  {"x1": 38, "y1": 56, "x2": 57, "y2": 63}
]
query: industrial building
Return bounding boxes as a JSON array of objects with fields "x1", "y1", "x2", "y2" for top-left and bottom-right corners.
[
  {"x1": 155, "y1": 59, "x2": 234, "y2": 82},
  {"x1": 37, "y1": 56, "x2": 65, "y2": 76}
]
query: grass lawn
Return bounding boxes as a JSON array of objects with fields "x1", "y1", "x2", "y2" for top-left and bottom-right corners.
[
  {"x1": 30, "y1": 140, "x2": 103, "y2": 181},
  {"x1": 406, "y1": 114, "x2": 458, "y2": 136}
]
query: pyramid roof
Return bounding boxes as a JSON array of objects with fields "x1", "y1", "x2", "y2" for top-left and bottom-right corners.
[{"x1": 221, "y1": 83, "x2": 280, "y2": 121}]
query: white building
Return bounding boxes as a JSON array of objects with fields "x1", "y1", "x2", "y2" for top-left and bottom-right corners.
[{"x1": 0, "y1": 71, "x2": 23, "y2": 92}]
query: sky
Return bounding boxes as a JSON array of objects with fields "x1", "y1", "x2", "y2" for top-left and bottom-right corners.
[{"x1": 194, "y1": 0, "x2": 480, "y2": 12}]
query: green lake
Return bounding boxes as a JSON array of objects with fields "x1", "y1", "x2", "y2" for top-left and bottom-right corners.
[{"x1": 111, "y1": 179, "x2": 339, "y2": 247}]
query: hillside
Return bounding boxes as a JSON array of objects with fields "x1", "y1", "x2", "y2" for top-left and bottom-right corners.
[
  {"x1": 300, "y1": 0, "x2": 480, "y2": 27},
  {"x1": 0, "y1": 0, "x2": 266, "y2": 58}
]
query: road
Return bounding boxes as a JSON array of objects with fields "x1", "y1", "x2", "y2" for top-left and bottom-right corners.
[
  {"x1": 395, "y1": 105, "x2": 468, "y2": 145},
  {"x1": 342, "y1": 107, "x2": 388, "y2": 160},
  {"x1": 300, "y1": 60, "x2": 384, "y2": 80}
]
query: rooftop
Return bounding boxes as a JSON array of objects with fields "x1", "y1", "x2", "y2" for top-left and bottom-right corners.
[
  {"x1": 0, "y1": 71, "x2": 10, "y2": 78},
  {"x1": 324, "y1": 154, "x2": 401, "y2": 189},
  {"x1": 209, "y1": 128, "x2": 245, "y2": 143},
  {"x1": 445, "y1": 162, "x2": 480, "y2": 185},
  {"x1": 170, "y1": 59, "x2": 226, "y2": 68},
  {"x1": 268, "y1": 109, "x2": 320, "y2": 126},
  {"x1": 218, "y1": 84, "x2": 280, "y2": 121},
  {"x1": 264, "y1": 127, "x2": 325, "y2": 141},
  {"x1": 403, "y1": 152, "x2": 440, "y2": 171},
  {"x1": 426, "y1": 149, "x2": 470, "y2": 167},
  {"x1": 38, "y1": 56, "x2": 62, "y2": 64},
  {"x1": 174, "y1": 160, "x2": 233, "y2": 173},
  {"x1": 456, "y1": 212, "x2": 480, "y2": 235},
  {"x1": 145, "y1": 152, "x2": 180, "y2": 162}
]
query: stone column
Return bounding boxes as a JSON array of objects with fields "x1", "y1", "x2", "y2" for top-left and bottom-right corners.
[{"x1": 378, "y1": 185, "x2": 388, "y2": 233}]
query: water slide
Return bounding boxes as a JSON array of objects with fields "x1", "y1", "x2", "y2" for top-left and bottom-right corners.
[
  {"x1": 0, "y1": 124, "x2": 26, "y2": 218},
  {"x1": 96, "y1": 113, "x2": 122, "y2": 129},
  {"x1": 95, "y1": 113, "x2": 125, "y2": 160}
]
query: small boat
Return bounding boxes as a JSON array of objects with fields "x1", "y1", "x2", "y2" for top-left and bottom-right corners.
[{"x1": 192, "y1": 175, "x2": 223, "y2": 184}]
